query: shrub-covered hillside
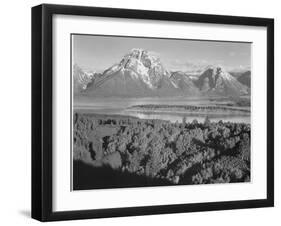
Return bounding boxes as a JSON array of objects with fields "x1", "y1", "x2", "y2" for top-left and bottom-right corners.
[{"x1": 73, "y1": 113, "x2": 250, "y2": 189}]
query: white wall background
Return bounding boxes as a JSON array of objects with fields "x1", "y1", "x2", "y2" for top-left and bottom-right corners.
[{"x1": 0, "y1": 0, "x2": 279, "y2": 225}]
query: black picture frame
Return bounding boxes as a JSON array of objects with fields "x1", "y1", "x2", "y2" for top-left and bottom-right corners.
[{"x1": 32, "y1": 3, "x2": 274, "y2": 222}]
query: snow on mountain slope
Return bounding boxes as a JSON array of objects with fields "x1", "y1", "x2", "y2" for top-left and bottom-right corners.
[
  {"x1": 195, "y1": 65, "x2": 249, "y2": 96},
  {"x1": 101, "y1": 48, "x2": 170, "y2": 89},
  {"x1": 84, "y1": 49, "x2": 198, "y2": 97},
  {"x1": 75, "y1": 50, "x2": 248, "y2": 98},
  {"x1": 73, "y1": 64, "x2": 95, "y2": 93},
  {"x1": 170, "y1": 71, "x2": 199, "y2": 95}
]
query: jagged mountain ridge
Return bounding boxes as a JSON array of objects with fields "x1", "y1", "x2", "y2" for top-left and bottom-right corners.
[
  {"x1": 73, "y1": 64, "x2": 97, "y2": 93},
  {"x1": 170, "y1": 71, "x2": 199, "y2": 95},
  {"x1": 195, "y1": 65, "x2": 249, "y2": 96},
  {"x1": 74, "y1": 49, "x2": 249, "y2": 97},
  {"x1": 83, "y1": 48, "x2": 198, "y2": 97}
]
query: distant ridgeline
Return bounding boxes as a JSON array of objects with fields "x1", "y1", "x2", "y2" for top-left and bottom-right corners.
[{"x1": 127, "y1": 104, "x2": 250, "y2": 114}]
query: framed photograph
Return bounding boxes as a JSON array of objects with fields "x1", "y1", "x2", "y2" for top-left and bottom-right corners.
[{"x1": 32, "y1": 4, "x2": 274, "y2": 221}]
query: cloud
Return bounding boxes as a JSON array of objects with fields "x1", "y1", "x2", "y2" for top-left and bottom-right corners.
[
  {"x1": 147, "y1": 50, "x2": 160, "y2": 57},
  {"x1": 225, "y1": 65, "x2": 251, "y2": 72},
  {"x1": 167, "y1": 59, "x2": 224, "y2": 72}
]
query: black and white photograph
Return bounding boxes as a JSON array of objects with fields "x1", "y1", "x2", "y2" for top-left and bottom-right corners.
[
  {"x1": 72, "y1": 34, "x2": 251, "y2": 190},
  {"x1": 29, "y1": 3, "x2": 274, "y2": 222}
]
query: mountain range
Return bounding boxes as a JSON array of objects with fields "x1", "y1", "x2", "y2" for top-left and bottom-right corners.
[{"x1": 73, "y1": 48, "x2": 250, "y2": 97}]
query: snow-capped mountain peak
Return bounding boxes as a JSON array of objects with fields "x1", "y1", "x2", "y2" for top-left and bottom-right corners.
[
  {"x1": 73, "y1": 49, "x2": 250, "y2": 98},
  {"x1": 73, "y1": 64, "x2": 95, "y2": 91},
  {"x1": 103, "y1": 48, "x2": 170, "y2": 89},
  {"x1": 203, "y1": 65, "x2": 232, "y2": 81},
  {"x1": 196, "y1": 65, "x2": 249, "y2": 96}
]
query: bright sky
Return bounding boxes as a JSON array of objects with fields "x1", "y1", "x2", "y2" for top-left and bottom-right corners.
[{"x1": 72, "y1": 34, "x2": 251, "y2": 72}]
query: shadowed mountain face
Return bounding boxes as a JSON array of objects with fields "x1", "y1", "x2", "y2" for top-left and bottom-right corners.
[
  {"x1": 169, "y1": 71, "x2": 200, "y2": 95},
  {"x1": 195, "y1": 66, "x2": 249, "y2": 96},
  {"x1": 237, "y1": 71, "x2": 251, "y2": 87},
  {"x1": 73, "y1": 49, "x2": 250, "y2": 98},
  {"x1": 85, "y1": 69, "x2": 186, "y2": 97}
]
